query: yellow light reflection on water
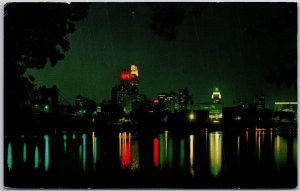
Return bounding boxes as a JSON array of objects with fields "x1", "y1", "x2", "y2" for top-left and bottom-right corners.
[
  {"x1": 209, "y1": 132, "x2": 223, "y2": 177},
  {"x1": 189, "y1": 135, "x2": 195, "y2": 177},
  {"x1": 274, "y1": 135, "x2": 287, "y2": 171},
  {"x1": 118, "y1": 132, "x2": 139, "y2": 170},
  {"x1": 237, "y1": 136, "x2": 240, "y2": 159}
]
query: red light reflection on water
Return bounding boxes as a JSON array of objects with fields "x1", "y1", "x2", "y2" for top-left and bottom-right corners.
[{"x1": 153, "y1": 138, "x2": 159, "y2": 167}]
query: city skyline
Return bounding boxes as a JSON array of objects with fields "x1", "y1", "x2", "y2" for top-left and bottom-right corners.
[{"x1": 27, "y1": 3, "x2": 297, "y2": 106}]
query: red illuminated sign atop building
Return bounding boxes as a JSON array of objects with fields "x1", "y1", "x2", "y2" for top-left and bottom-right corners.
[{"x1": 120, "y1": 71, "x2": 131, "y2": 81}]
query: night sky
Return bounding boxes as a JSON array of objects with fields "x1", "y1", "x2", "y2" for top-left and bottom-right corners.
[{"x1": 28, "y1": 3, "x2": 297, "y2": 107}]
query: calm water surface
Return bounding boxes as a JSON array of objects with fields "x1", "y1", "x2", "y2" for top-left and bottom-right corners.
[{"x1": 4, "y1": 127, "x2": 297, "y2": 188}]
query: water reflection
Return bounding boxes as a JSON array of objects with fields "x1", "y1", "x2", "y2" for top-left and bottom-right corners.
[
  {"x1": 82, "y1": 134, "x2": 87, "y2": 171},
  {"x1": 255, "y1": 129, "x2": 265, "y2": 161},
  {"x1": 180, "y1": 139, "x2": 185, "y2": 169},
  {"x1": 156, "y1": 131, "x2": 173, "y2": 169},
  {"x1": 293, "y1": 138, "x2": 297, "y2": 167},
  {"x1": 153, "y1": 138, "x2": 159, "y2": 167},
  {"x1": 63, "y1": 134, "x2": 67, "y2": 153},
  {"x1": 189, "y1": 135, "x2": 195, "y2": 177},
  {"x1": 34, "y1": 144, "x2": 39, "y2": 169},
  {"x1": 118, "y1": 132, "x2": 139, "y2": 170},
  {"x1": 209, "y1": 132, "x2": 223, "y2": 177},
  {"x1": 274, "y1": 135, "x2": 287, "y2": 171},
  {"x1": 7, "y1": 142, "x2": 12, "y2": 171},
  {"x1": 23, "y1": 143, "x2": 27, "y2": 163},
  {"x1": 92, "y1": 132, "x2": 97, "y2": 170},
  {"x1": 44, "y1": 135, "x2": 50, "y2": 172}
]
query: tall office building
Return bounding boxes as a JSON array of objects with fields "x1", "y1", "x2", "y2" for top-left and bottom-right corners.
[
  {"x1": 255, "y1": 94, "x2": 265, "y2": 111},
  {"x1": 178, "y1": 88, "x2": 189, "y2": 110},
  {"x1": 211, "y1": 88, "x2": 221, "y2": 104},
  {"x1": 130, "y1": 65, "x2": 139, "y2": 109},
  {"x1": 210, "y1": 88, "x2": 223, "y2": 122},
  {"x1": 158, "y1": 91, "x2": 178, "y2": 113},
  {"x1": 111, "y1": 65, "x2": 140, "y2": 113}
]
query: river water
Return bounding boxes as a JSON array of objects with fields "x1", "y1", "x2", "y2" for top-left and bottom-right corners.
[{"x1": 4, "y1": 127, "x2": 297, "y2": 188}]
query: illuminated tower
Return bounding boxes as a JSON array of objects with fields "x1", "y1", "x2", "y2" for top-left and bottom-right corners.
[
  {"x1": 209, "y1": 88, "x2": 223, "y2": 122},
  {"x1": 130, "y1": 65, "x2": 139, "y2": 109},
  {"x1": 111, "y1": 69, "x2": 132, "y2": 114},
  {"x1": 211, "y1": 88, "x2": 222, "y2": 104}
]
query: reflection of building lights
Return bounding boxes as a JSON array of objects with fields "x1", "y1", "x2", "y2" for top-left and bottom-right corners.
[
  {"x1": 189, "y1": 135, "x2": 195, "y2": 177},
  {"x1": 23, "y1": 143, "x2": 27, "y2": 163},
  {"x1": 180, "y1": 139, "x2": 185, "y2": 169},
  {"x1": 153, "y1": 138, "x2": 159, "y2": 168},
  {"x1": 209, "y1": 132, "x2": 223, "y2": 177},
  {"x1": 82, "y1": 134, "x2": 87, "y2": 171},
  {"x1": 44, "y1": 135, "x2": 49, "y2": 172},
  {"x1": 7, "y1": 143, "x2": 12, "y2": 171},
  {"x1": 34, "y1": 145, "x2": 39, "y2": 169}
]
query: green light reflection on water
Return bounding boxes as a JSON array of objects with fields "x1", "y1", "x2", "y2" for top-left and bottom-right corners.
[
  {"x1": 7, "y1": 143, "x2": 12, "y2": 171},
  {"x1": 180, "y1": 139, "x2": 185, "y2": 169},
  {"x1": 44, "y1": 135, "x2": 49, "y2": 172},
  {"x1": 63, "y1": 134, "x2": 67, "y2": 153},
  {"x1": 34, "y1": 145, "x2": 39, "y2": 169},
  {"x1": 159, "y1": 134, "x2": 164, "y2": 168},
  {"x1": 93, "y1": 136, "x2": 97, "y2": 170},
  {"x1": 168, "y1": 138, "x2": 173, "y2": 168},
  {"x1": 82, "y1": 134, "x2": 87, "y2": 171},
  {"x1": 23, "y1": 143, "x2": 27, "y2": 163}
]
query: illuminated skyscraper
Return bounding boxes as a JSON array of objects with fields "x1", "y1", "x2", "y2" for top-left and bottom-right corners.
[
  {"x1": 211, "y1": 88, "x2": 221, "y2": 104},
  {"x1": 210, "y1": 88, "x2": 223, "y2": 122},
  {"x1": 111, "y1": 69, "x2": 132, "y2": 114},
  {"x1": 130, "y1": 65, "x2": 139, "y2": 109},
  {"x1": 111, "y1": 66, "x2": 140, "y2": 113}
]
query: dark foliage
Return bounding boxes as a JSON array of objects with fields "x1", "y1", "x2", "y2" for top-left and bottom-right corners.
[
  {"x1": 149, "y1": 3, "x2": 185, "y2": 40},
  {"x1": 149, "y1": 3, "x2": 207, "y2": 41},
  {"x1": 4, "y1": 3, "x2": 89, "y2": 131}
]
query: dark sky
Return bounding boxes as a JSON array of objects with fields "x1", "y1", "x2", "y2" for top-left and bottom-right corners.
[{"x1": 28, "y1": 3, "x2": 297, "y2": 107}]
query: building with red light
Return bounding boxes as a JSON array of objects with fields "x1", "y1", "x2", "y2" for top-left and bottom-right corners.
[{"x1": 111, "y1": 66, "x2": 140, "y2": 114}]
